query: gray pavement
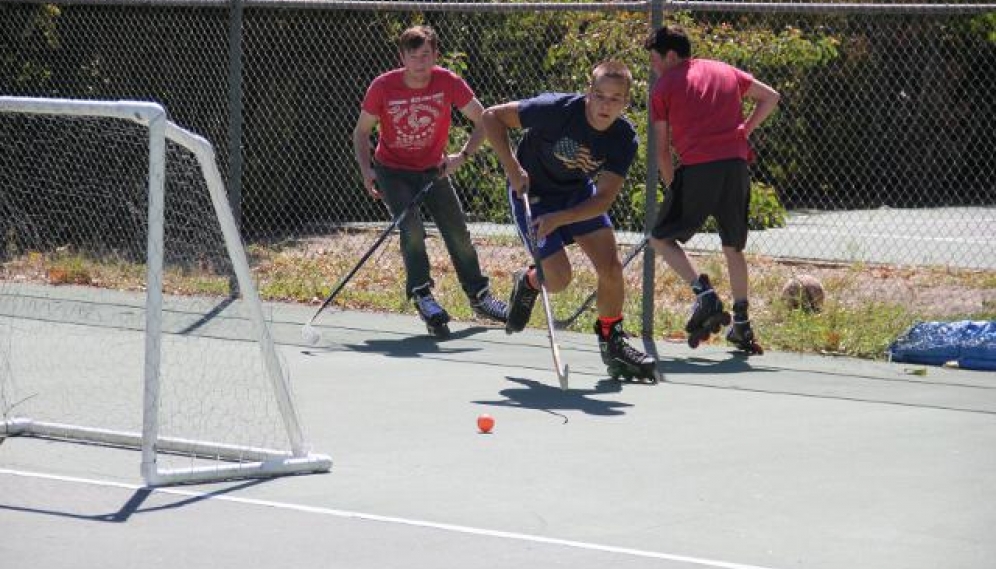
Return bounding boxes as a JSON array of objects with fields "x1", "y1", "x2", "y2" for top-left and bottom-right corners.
[
  {"x1": 470, "y1": 206, "x2": 996, "y2": 269},
  {"x1": 2, "y1": 305, "x2": 995, "y2": 569},
  {"x1": 741, "y1": 206, "x2": 996, "y2": 269}
]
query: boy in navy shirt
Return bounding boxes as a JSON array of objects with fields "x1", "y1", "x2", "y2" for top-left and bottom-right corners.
[{"x1": 482, "y1": 61, "x2": 657, "y2": 381}]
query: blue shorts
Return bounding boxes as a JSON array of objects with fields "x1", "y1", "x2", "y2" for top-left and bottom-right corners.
[{"x1": 508, "y1": 182, "x2": 612, "y2": 260}]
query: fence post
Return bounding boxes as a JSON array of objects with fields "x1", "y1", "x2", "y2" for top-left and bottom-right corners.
[{"x1": 642, "y1": 0, "x2": 665, "y2": 337}]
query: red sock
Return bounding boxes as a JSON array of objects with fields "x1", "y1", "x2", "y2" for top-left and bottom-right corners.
[{"x1": 598, "y1": 315, "x2": 622, "y2": 337}]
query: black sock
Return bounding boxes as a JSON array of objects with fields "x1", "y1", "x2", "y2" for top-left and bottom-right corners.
[{"x1": 691, "y1": 274, "x2": 711, "y2": 295}]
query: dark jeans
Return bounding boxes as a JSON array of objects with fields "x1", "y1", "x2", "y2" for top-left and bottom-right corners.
[{"x1": 374, "y1": 165, "x2": 489, "y2": 299}]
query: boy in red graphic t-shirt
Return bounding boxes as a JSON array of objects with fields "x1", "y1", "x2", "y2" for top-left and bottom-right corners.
[
  {"x1": 353, "y1": 25, "x2": 507, "y2": 337},
  {"x1": 645, "y1": 25, "x2": 780, "y2": 354}
]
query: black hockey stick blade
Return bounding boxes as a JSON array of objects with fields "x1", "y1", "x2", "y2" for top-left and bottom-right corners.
[{"x1": 304, "y1": 180, "x2": 435, "y2": 329}]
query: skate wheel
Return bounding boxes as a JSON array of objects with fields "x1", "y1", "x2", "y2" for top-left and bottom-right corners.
[
  {"x1": 732, "y1": 342, "x2": 763, "y2": 355},
  {"x1": 429, "y1": 323, "x2": 451, "y2": 339},
  {"x1": 710, "y1": 323, "x2": 722, "y2": 334}
]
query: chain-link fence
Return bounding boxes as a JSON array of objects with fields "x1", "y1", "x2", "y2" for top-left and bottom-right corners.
[{"x1": 2, "y1": 0, "x2": 995, "y2": 355}]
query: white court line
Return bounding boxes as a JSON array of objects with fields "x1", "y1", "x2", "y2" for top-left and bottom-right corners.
[{"x1": 1, "y1": 467, "x2": 783, "y2": 569}]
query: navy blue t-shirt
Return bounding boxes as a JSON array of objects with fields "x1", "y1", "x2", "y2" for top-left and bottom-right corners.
[{"x1": 516, "y1": 93, "x2": 638, "y2": 197}]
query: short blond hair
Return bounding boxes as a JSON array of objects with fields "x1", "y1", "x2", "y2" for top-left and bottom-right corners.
[{"x1": 591, "y1": 60, "x2": 633, "y2": 95}]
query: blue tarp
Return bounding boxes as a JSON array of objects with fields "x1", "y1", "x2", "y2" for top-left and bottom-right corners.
[{"x1": 888, "y1": 320, "x2": 996, "y2": 371}]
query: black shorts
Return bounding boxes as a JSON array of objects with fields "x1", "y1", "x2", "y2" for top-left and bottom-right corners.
[{"x1": 650, "y1": 158, "x2": 750, "y2": 251}]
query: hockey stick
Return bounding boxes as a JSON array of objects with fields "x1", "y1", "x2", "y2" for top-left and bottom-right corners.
[
  {"x1": 552, "y1": 235, "x2": 650, "y2": 330},
  {"x1": 519, "y1": 190, "x2": 570, "y2": 390},
  {"x1": 301, "y1": 179, "x2": 435, "y2": 344}
]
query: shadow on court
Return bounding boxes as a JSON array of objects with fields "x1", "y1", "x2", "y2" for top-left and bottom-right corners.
[
  {"x1": 302, "y1": 325, "x2": 492, "y2": 359},
  {"x1": 0, "y1": 478, "x2": 268, "y2": 523},
  {"x1": 473, "y1": 376, "x2": 634, "y2": 420}
]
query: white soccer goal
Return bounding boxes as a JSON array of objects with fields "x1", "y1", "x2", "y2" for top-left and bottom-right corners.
[{"x1": 0, "y1": 96, "x2": 331, "y2": 485}]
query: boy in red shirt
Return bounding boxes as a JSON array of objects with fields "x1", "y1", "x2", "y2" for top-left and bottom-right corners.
[
  {"x1": 353, "y1": 25, "x2": 507, "y2": 337},
  {"x1": 645, "y1": 26, "x2": 780, "y2": 353}
]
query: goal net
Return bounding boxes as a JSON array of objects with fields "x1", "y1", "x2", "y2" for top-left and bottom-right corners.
[{"x1": 0, "y1": 97, "x2": 331, "y2": 485}]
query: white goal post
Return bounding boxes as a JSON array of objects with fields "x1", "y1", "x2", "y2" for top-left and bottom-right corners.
[{"x1": 0, "y1": 96, "x2": 331, "y2": 485}]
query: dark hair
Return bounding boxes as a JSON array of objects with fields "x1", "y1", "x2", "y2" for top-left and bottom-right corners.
[
  {"x1": 399, "y1": 25, "x2": 439, "y2": 53},
  {"x1": 643, "y1": 26, "x2": 691, "y2": 58}
]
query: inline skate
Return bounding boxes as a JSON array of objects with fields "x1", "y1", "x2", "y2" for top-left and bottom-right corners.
[
  {"x1": 413, "y1": 285, "x2": 451, "y2": 338},
  {"x1": 685, "y1": 275, "x2": 730, "y2": 349},
  {"x1": 595, "y1": 320, "x2": 661, "y2": 383},
  {"x1": 726, "y1": 300, "x2": 763, "y2": 355}
]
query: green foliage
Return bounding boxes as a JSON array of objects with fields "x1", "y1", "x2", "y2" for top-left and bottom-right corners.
[
  {"x1": 747, "y1": 181, "x2": 787, "y2": 229},
  {"x1": 452, "y1": 153, "x2": 514, "y2": 224},
  {"x1": 697, "y1": 18, "x2": 840, "y2": 69},
  {"x1": 762, "y1": 301, "x2": 916, "y2": 359},
  {"x1": 0, "y1": 5, "x2": 60, "y2": 91},
  {"x1": 965, "y1": 13, "x2": 996, "y2": 44}
]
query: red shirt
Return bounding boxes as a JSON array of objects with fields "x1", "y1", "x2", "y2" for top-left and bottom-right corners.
[
  {"x1": 361, "y1": 66, "x2": 474, "y2": 171},
  {"x1": 650, "y1": 59, "x2": 754, "y2": 165}
]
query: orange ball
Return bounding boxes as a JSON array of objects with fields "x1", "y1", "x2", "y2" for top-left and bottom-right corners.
[{"x1": 477, "y1": 414, "x2": 495, "y2": 434}]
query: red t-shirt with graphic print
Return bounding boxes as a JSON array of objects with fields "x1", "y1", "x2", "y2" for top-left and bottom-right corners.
[
  {"x1": 650, "y1": 58, "x2": 754, "y2": 166},
  {"x1": 361, "y1": 66, "x2": 474, "y2": 171}
]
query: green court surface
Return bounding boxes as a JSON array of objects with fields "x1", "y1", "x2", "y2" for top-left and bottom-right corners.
[{"x1": 2, "y1": 305, "x2": 994, "y2": 569}]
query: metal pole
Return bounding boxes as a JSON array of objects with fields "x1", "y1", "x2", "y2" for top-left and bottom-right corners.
[
  {"x1": 141, "y1": 107, "x2": 168, "y2": 484},
  {"x1": 642, "y1": 0, "x2": 664, "y2": 337},
  {"x1": 226, "y1": 0, "x2": 245, "y2": 297}
]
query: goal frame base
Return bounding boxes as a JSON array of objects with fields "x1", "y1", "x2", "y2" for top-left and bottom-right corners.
[{"x1": 2, "y1": 419, "x2": 332, "y2": 486}]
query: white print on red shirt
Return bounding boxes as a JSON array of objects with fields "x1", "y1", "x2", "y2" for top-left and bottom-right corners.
[{"x1": 386, "y1": 92, "x2": 444, "y2": 150}]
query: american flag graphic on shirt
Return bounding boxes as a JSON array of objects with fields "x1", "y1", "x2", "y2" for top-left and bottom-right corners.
[{"x1": 553, "y1": 137, "x2": 603, "y2": 174}]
